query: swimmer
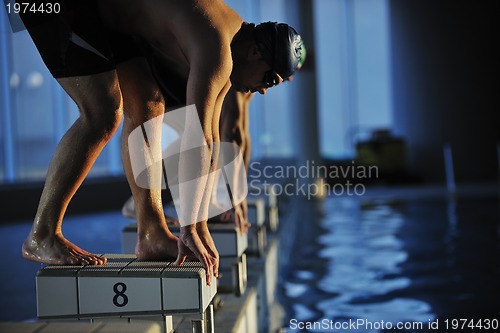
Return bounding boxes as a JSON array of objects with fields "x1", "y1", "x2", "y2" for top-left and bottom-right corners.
[
  {"x1": 121, "y1": 36, "x2": 306, "y2": 234},
  {"x1": 19, "y1": 0, "x2": 303, "y2": 285},
  {"x1": 121, "y1": 50, "x2": 254, "y2": 234}
]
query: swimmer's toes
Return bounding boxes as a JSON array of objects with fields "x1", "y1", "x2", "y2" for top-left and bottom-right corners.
[
  {"x1": 66, "y1": 250, "x2": 93, "y2": 266},
  {"x1": 80, "y1": 253, "x2": 105, "y2": 266},
  {"x1": 93, "y1": 256, "x2": 106, "y2": 265},
  {"x1": 66, "y1": 255, "x2": 84, "y2": 265}
]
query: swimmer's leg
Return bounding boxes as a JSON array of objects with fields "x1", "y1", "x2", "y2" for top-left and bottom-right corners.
[
  {"x1": 117, "y1": 58, "x2": 180, "y2": 260},
  {"x1": 122, "y1": 195, "x2": 180, "y2": 226},
  {"x1": 22, "y1": 71, "x2": 124, "y2": 265}
]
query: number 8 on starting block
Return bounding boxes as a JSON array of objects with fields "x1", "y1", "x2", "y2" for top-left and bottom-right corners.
[{"x1": 36, "y1": 254, "x2": 217, "y2": 319}]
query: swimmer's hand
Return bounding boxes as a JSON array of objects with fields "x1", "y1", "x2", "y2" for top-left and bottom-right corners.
[{"x1": 175, "y1": 223, "x2": 219, "y2": 286}]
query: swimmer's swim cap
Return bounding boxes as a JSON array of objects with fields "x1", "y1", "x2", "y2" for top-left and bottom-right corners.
[
  {"x1": 297, "y1": 43, "x2": 307, "y2": 70},
  {"x1": 254, "y1": 22, "x2": 303, "y2": 79}
]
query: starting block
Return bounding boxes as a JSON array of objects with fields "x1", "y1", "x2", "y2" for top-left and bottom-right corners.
[
  {"x1": 121, "y1": 223, "x2": 247, "y2": 258},
  {"x1": 248, "y1": 183, "x2": 280, "y2": 232},
  {"x1": 36, "y1": 254, "x2": 216, "y2": 332},
  {"x1": 122, "y1": 223, "x2": 248, "y2": 297},
  {"x1": 246, "y1": 198, "x2": 267, "y2": 257}
]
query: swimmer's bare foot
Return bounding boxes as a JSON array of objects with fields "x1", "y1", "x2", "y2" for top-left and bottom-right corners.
[
  {"x1": 135, "y1": 224, "x2": 180, "y2": 261},
  {"x1": 208, "y1": 207, "x2": 250, "y2": 234},
  {"x1": 233, "y1": 204, "x2": 250, "y2": 234},
  {"x1": 22, "y1": 232, "x2": 106, "y2": 265},
  {"x1": 208, "y1": 210, "x2": 232, "y2": 223}
]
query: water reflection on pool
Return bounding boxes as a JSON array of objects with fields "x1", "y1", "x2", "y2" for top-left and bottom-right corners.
[{"x1": 280, "y1": 192, "x2": 500, "y2": 332}]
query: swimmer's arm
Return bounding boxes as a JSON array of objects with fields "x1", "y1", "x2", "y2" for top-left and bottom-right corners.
[
  {"x1": 179, "y1": 37, "x2": 232, "y2": 228},
  {"x1": 239, "y1": 92, "x2": 252, "y2": 170},
  {"x1": 220, "y1": 88, "x2": 242, "y2": 145}
]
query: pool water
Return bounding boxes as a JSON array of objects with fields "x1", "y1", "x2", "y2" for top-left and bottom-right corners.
[{"x1": 279, "y1": 193, "x2": 500, "y2": 332}]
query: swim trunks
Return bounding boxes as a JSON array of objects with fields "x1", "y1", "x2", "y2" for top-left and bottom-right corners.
[
  {"x1": 149, "y1": 51, "x2": 187, "y2": 108},
  {"x1": 18, "y1": 0, "x2": 144, "y2": 78}
]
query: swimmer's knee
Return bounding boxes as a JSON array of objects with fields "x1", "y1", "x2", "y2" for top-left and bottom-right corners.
[
  {"x1": 58, "y1": 72, "x2": 124, "y2": 137},
  {"x1": 124, "y1": 87, "x2": 165, "y2": 120},
  {"x1": 80, "y1": 94, "x2": 123, "y2": 139}
]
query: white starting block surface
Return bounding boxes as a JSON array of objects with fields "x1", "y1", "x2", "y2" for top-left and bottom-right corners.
[
  {"x1": 246, "y1": 198, "x2": 267, "y2": 257},
  {"x1": 122, "y1": 223, "x2": 247, "y2": 258},
  {"x1": 122, "y1": 224, "x2": 248, "y2": 297},
  {"x1": 246, "y1": 197, "x2": 265, "y2": 227},
  {"x1": 248, "y1": 187, "x2": 280, "y2": 232},
  {"x1": 36, "y1": 254, "x2": 217, "y2": 320}
]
